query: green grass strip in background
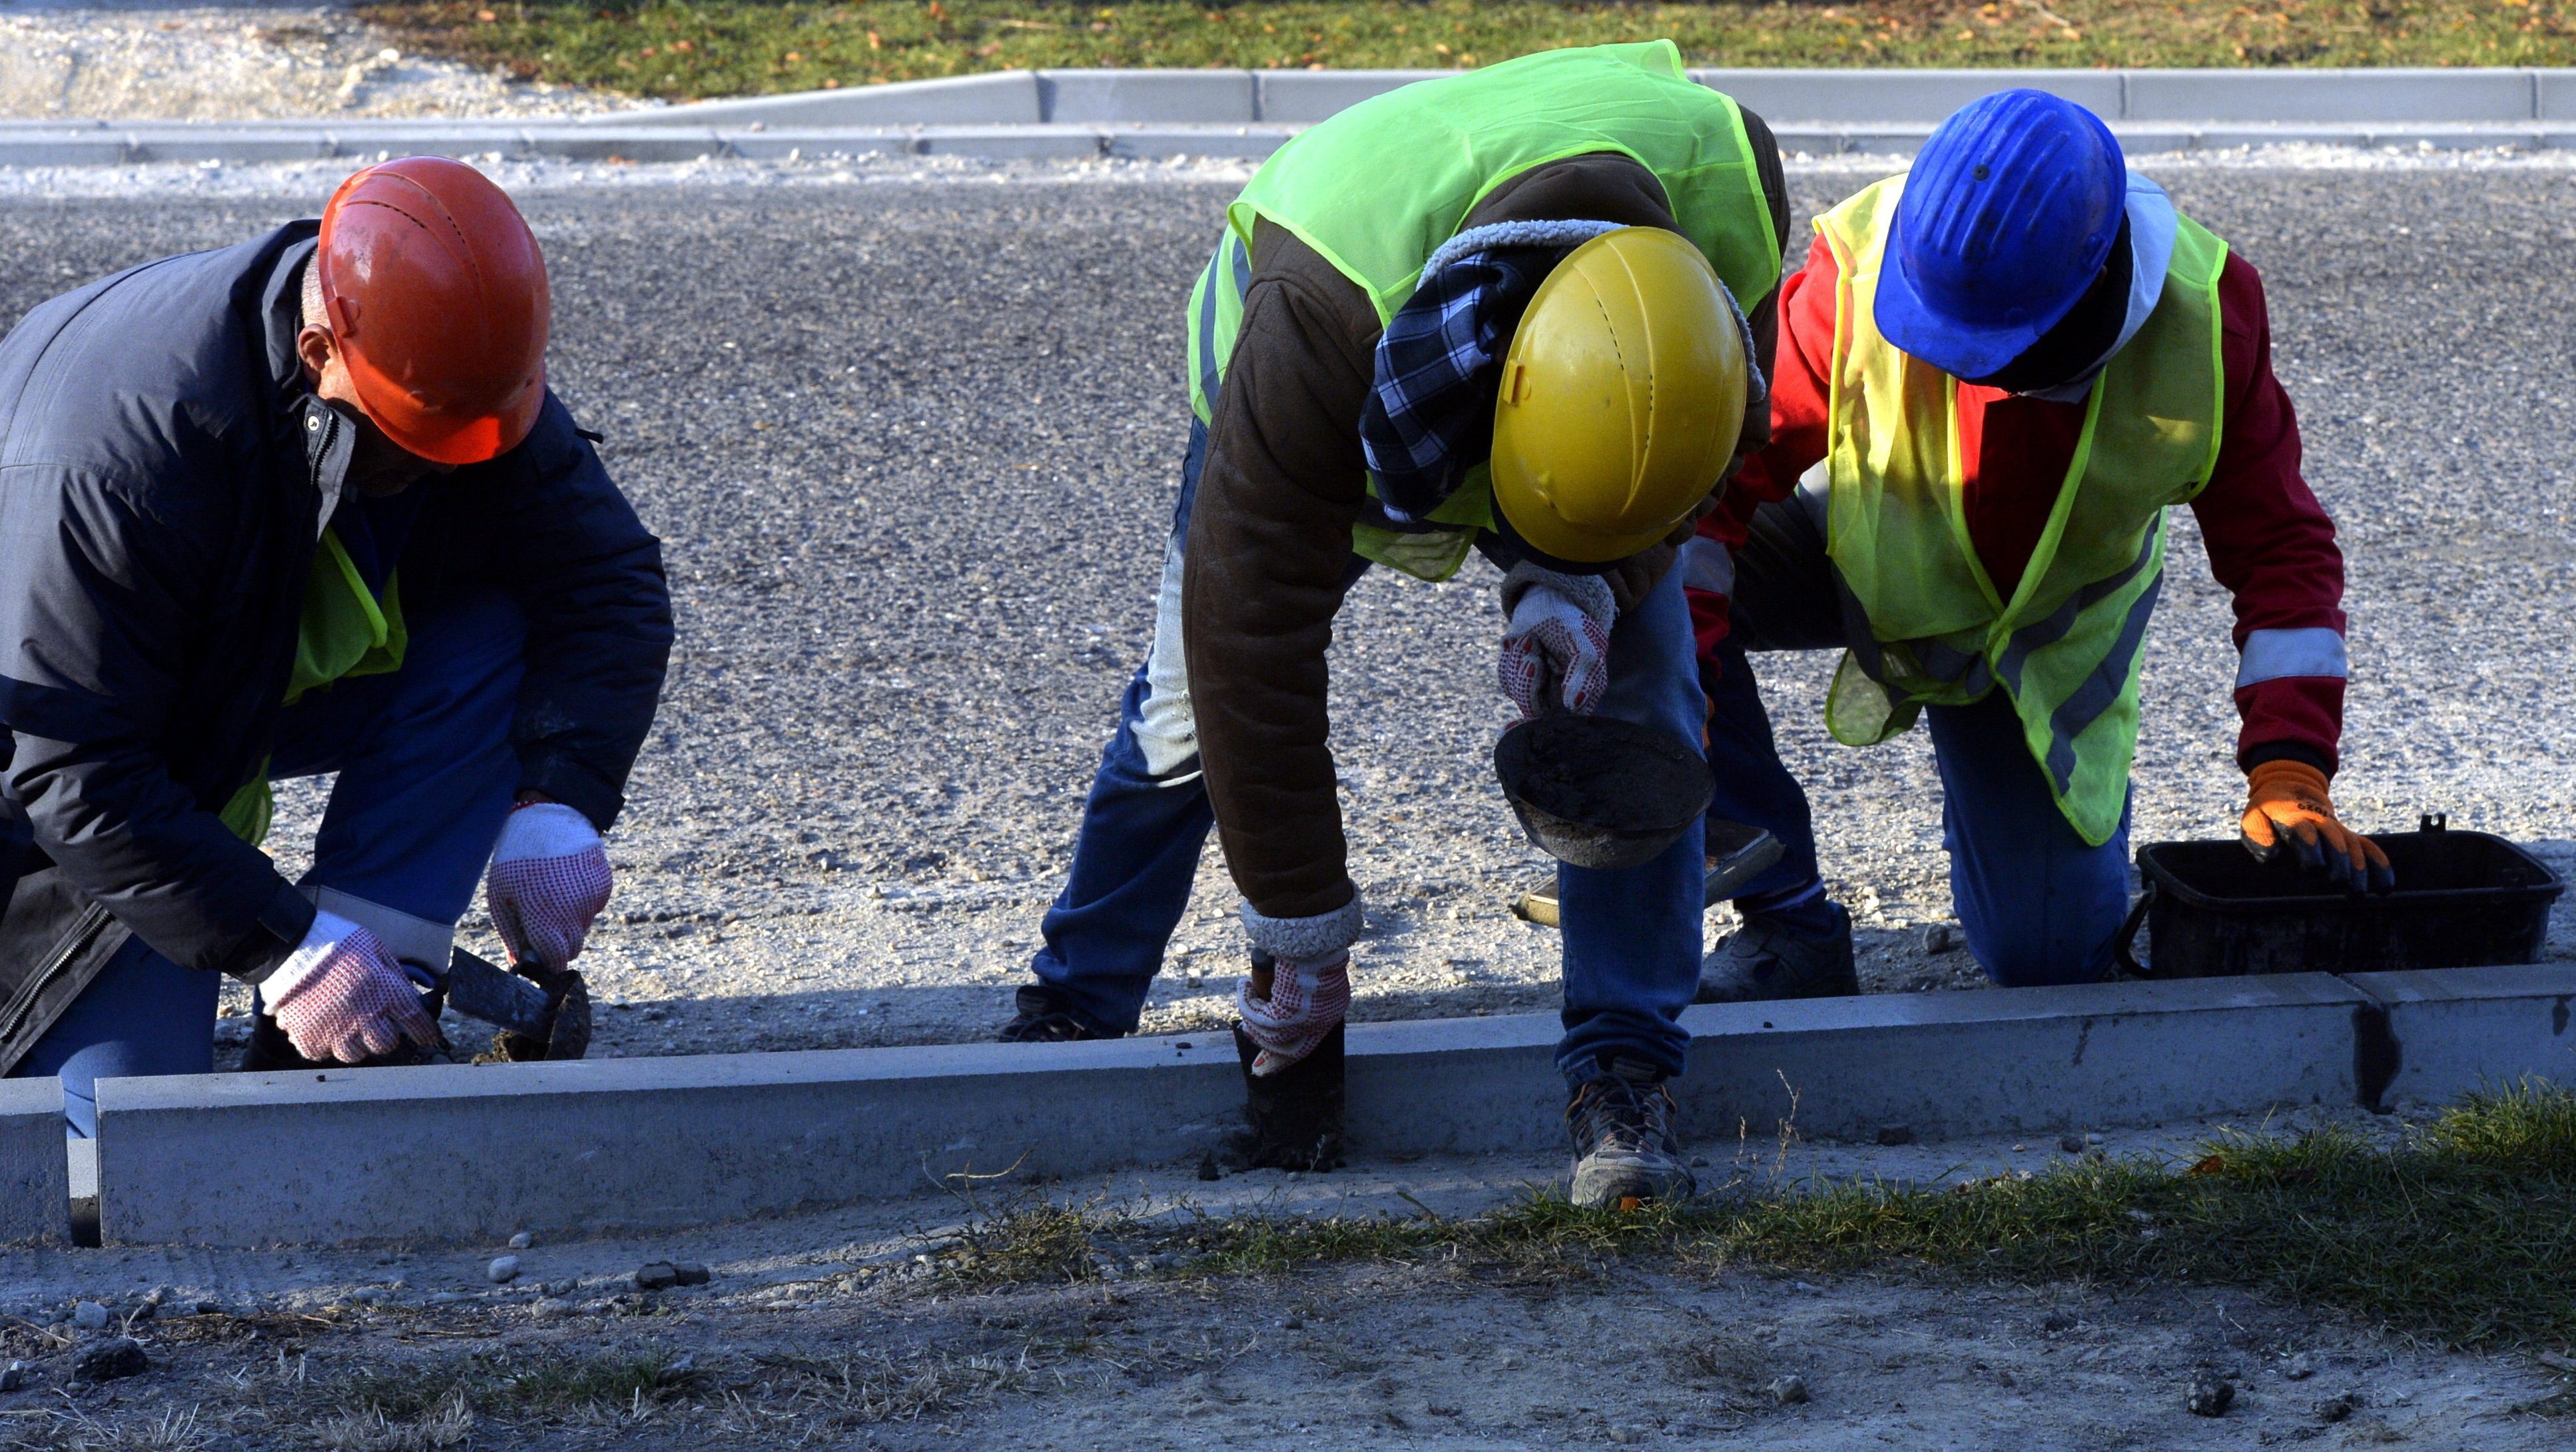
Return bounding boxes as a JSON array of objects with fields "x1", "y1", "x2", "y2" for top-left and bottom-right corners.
[{"x1": 359, "y1": 0, "x2": 2576, "y2": 105}]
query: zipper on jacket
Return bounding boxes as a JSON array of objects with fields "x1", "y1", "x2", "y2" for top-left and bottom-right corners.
[{"x1": 0, "y1": 903, "x2": 111, "y2": 1048}]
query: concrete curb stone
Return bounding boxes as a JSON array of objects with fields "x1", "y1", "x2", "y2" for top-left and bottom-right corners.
[
  {"x1": 0, "y1": 1078, "x2": 69, "y2": 1245},
  {"x1": 93, "y1": 967, "x2": 2576, "y2": 1247},
  {"x1": 2342, "y1": 963, "x2": 2576, "y2": 1111},
  {"x1": 9, "y1": 68, "x2": 2575, "y2": 169}
]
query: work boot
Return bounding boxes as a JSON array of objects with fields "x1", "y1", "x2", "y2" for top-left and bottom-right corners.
[
  {"x1": 1567, "y1": 1058, "x2": 1694, "y2": 1210},
  {"x1": 1696, "y1": 901, "x2": 1858, "y2": 1004},
  {"x1": 996, "y1": 984, "x2": 1119, "y2": 1043}
]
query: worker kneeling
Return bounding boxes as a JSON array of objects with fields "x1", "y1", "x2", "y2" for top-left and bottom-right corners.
[
  {"x1": 1688, "y1": 91, "x2": 2388, "y2": 1005},
  {"x1": 1002, "y1": 43, "x2": 1789, "y2": 1209},
  {"x1": 0, "y1": 159, "x2": 673, "y2": 1134}
]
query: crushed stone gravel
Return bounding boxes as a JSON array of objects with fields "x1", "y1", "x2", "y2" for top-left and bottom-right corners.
[
  {"x1": 0, "y1": 4, "x2": 614, "y2": 121},
  {"x1": 0, "y1": 155, "x2": 2567, "y2": 1063}
]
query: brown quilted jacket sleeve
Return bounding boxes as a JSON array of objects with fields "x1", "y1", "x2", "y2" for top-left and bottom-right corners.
[{"x1": 1183, "y1": 123, "x2": 1791, "y2": 932}]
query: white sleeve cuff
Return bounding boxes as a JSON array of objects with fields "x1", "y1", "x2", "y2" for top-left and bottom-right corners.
[
  {"x1": 1240, "y1": 896, "x2": 1366, "y2": 964},
  {"x1": 260, "y1": 907, "x2": 362, "y2": 1004}
]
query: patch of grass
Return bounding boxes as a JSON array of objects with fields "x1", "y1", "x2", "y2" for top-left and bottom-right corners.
[
  {"x1": 324, "y1": 1349, "x2": 704, "y2": 1433},
  {"x1": 360, "y1": 0, "x2": 2576, "y2": 105},
  {"x1": 943, "y1": 1081, "x2": 2576, "y2": 1349}
]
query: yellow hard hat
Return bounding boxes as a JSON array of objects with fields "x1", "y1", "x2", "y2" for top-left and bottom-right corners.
[{"x1": 1489, "y1": 227, "x2": 1749, "y2": 565}]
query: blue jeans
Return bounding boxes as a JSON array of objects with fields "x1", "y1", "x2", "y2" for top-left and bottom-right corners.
[
  {"x1": 1702, "y1": 494, "x2": 2132, "y2": 986},
  {"x1": 12, "y1": 589, "x2": 527, "y2": 1135},
  {"x1": 1031, "y1": 422, "x2": 1710, "y2": 1086}
]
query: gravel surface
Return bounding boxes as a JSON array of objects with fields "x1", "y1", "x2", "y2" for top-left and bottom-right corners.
[
  {"x1": 0, "y1": 157, "x2": 2568, "y2": 1061},
  {"x1": 0, "y1": 3, "x2": 612, "y2": 120}
]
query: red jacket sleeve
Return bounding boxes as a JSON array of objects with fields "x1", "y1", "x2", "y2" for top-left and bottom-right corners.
[
  {"x1": 2187, "y1": 253, "x2": 2348, "y2": 773},
  {"x1": 1691, "y1": 234, "x2": 1839, "y2": 658}
]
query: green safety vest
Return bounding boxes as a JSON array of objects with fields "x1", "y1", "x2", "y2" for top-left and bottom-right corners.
[
  {"x1": 1815, "y1": 175, "x2": 2229, "y2": 846},
  {"x1": 1184, "y1": 40, "x2": 1783, "y2": 581},
  {"x1": 216, "y1": 530, "x2": 410, "y2": 844}
]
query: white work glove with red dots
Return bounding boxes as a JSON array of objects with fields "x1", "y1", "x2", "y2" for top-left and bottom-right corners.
[
  {"x1": 485, "y1": 801, "x2": 613, "y2": 968},
  {"x1": 264, "y1": 910, "x2": 439, "y2": 1064},
  {"x1": 1498, "y1": 563, "x2": 1616, "y2": 720},
  {"x1": 1236, "y1": 953, "x2": 1352, "y2": 1076}
]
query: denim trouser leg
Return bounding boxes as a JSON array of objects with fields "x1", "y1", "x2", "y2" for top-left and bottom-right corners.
[
  {"x1": 1925, "y1": 693, "x2": 2133, "y2": 986},
  {"x1": 1700, "y1": 641, "x2": 1825, "y2": 905},
  {"x1": 1554, "y1": 563, "x2": 1710, "y2": 1086},
  {"x1": 1026, "y1": 659, "x2": 1220, "y2": 1036},
  {"x1": 268, "y1": 587, "x2": 528, "y2": 936},
  {"x1": 13, "y1": 939, "x2": 218, "y2": 1138},
  {"x1": 9, "y1": 590, "x2": 525, "y2": 1134}
]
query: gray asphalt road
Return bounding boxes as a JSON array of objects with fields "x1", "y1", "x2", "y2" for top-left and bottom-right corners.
[{"x1": 0, "y1": 163, "x2": 2569, "y2": 1060}]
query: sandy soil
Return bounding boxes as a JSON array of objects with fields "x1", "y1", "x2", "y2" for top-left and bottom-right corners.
[
  {"x1": 0, "y1": 4, "x2": 615, "y2": 120},
  {"x1": 5, "y1": 1117, "x2": 2573, "y2": 1448}
]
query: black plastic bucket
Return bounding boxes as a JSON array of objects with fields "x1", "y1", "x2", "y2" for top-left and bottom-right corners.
[{"x1": 2119, "y1": 817, "x2": 2563, "y2": 978}]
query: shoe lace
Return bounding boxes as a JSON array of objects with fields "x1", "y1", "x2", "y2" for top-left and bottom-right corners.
[{"x1": 1570, "y1": 1073, "x2": 1677, "y2": 1156}]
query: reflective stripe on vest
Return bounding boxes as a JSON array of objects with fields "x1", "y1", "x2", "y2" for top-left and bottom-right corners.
[
  {"x1": 1182, "y1": 41, "x2": 1781, "y2": 582},
  {"x1": 1816, "y1": 175, "x2": 2228, "y2": 846}
]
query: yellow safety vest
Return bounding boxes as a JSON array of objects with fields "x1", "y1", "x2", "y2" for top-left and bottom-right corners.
[
  {"x1": 217, "y1": 530, "x2": 409, "y2": 844},
  {"x1": 1185, "y1": 41, "x2": 1781, "y2": 581},
  {"x1": 1816, "y1": 175, "x2": 2228, "y2": 845}
]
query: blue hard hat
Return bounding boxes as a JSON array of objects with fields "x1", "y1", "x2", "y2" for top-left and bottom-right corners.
[{"x1": 1876, "y1": 89, "x2": 2127, "y2": 380}]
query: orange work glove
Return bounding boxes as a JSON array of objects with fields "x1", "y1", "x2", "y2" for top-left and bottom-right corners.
[{"x1": 2240, "y1": 759, "x2": 2393, "y2": 893}]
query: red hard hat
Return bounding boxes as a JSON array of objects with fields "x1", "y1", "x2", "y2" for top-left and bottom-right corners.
[{"x1": 316, "y1": 157, "x2": 549, "y2": 466}]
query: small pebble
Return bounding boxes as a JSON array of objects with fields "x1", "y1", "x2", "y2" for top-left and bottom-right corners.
[
  {"x1": 671, "y1": 1262, "x2": 712, "y2": 1287},
  {"x1": 634, "y1": 1263, "x2": 681, "y2": 1292},
  {"x1": 1874, "y1": 1124, "x2": 1915, "y2": 1146},
  {"x1": 2085, "y1": 1132, "x2": 2103, "y2": 1146},
  {"x1": 1607, "y1": 1429, "x2": 1636, "y2": 1445},
  {"x1": 2282, "y1": 1351, "x2": 2319, "y2": 1381},
  {"x1": 1766, "y1": 1374, "x2": 1810, "y2": 1405},
  {"x1": 507, "y1": 1232, "x2": 535, "y2": 1251},
  {"x1": 426, "y1": 1291, "x2": 471, "y2": 1305},
  {"x1": 71, "y1": 1338, "x2": 147, "y2": 1384},
  {"x1": 486, "y1": 1256, "x2": 521, "y2": 1285},
  {"x1": 1278, "y1": 1315, "x2": 1303, "y2": 1330},
  {"x1": 1196, "y1": 1153, "x2": 1221, "y2": 1182},
  {"x1": 69, "y1": 1301, "x2": 108, "y2": 1332},
  {"x1": 529, "y1": 1298, "x2": 573, "y2": 1321},
  {"x1": 2314, "y1": 1391, "x2": 2362, "y2": 1423},
  {"x1": 2060, "y1": 1134, "x2": 2088, "y2": 1154},
  {"x1": 2186, "y1": 1373, "x2": 2236, "y2": 1417},
  {"x1": 1921, "y1": 922, "x2": 1961, "y2": 954},
  {"x1": 1, "y1": 1360, "x2": 28, "y2": 1392}
]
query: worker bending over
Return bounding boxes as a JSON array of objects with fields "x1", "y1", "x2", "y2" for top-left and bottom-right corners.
[
  {"x1": 1002, "y1": 42, "x2": 1788, "y2": 1207},
  {"x1": 1689, "y1": 91, "x2": 2383, "y2": 1003},
  {"x1": 0, "y1": 158, "x2": 673, "y2": 1132}
]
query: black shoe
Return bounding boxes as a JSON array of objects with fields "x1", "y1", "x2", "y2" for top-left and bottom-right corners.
[
  {"x1": 997, "y1": 984, "x2": 1119, "y2": 1043},
  {"x1": 1696, "y1": 901, "x2": 1858, "y2": 1004},
  {"x1": 1567, "y1": 1058, "x2": 1694, "y2": 1209}
]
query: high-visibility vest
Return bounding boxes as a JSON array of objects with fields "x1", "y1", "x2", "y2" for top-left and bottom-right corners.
[
  {"x1": 1183, "y1": 40, "x2": 1781, "y2": 581},
  {"x1": 1816, "y1": 175, "x2": 2228, "y2": 845},
  {"x1": 218, "y1": 531, "x2": 409, "y2": 844}
]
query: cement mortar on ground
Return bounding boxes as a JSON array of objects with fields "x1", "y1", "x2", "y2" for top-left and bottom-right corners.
[
  {"x1": 0, "y1": 159, "x2": 2569, "y2": 1066},
  {"x1": 0, "y1": 5, "x2": 615, "y2": 121}
]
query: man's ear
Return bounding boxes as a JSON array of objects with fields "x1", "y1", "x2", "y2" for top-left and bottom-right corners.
[{"x1": 295, "y1": 324, "x2": 336, "y2": 387}]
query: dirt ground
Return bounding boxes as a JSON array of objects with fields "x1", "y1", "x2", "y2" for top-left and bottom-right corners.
[{"x1": 4, "y1": 1119, "x2": 2571, "y2": 1449}]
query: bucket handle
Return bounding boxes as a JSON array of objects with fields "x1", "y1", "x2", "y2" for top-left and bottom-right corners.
[{"x1": 2112, "y1": 883, "x2": 2157, "y2": 979}]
